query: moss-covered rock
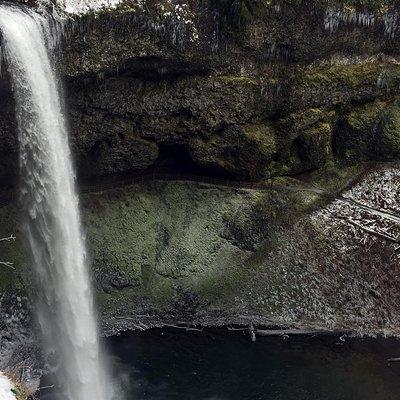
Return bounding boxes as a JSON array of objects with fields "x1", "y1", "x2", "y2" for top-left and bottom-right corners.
[
  {"x1": 347, "y1": 100, "x2": 386, "y2": 132},
  {"x1": 287, "y1": 62, "x2": 400, "y2": 112},
  {"x1": 335, "y1": 99, "x2": 400, "y2": 162},
  {"x1": 81, "y1": 180, "x2": 304, "y2": 319},
  {"x1": 277, "y1": 108, "x2": 337, "y2": 172},
  {"x1": 336, "y1": 100, "x2": 386, "y2": 162},
  {"x1": 297, "y1": 122, "x2": 334, "y2": 169},
  {"x1": 188, "y1": 123, "x2": 277, "y2": 180},
  {"x1": 1, "y1": 163, "x2": 399, "y2": 336},
  {"x1": 374, "y1": 103, "x2": 400, "y2": 158},
  {"x1": 2, "y1": 0, "x2": 400, "y2": 184},
  {"x1": 70, "y1": 112, "x2": 159, "y2": 177}
]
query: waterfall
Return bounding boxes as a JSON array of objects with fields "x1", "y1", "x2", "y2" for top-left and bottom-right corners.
[{"x1": 0, "y1": 6, "x2": 108, "y2": 400}]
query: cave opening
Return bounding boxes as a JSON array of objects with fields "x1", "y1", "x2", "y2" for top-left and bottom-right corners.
[{"x1": 153, "y1": 143, "x2": 235, "y2": 181}]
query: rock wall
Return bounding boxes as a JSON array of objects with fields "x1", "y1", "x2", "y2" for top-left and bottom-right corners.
[
  {"x1": 1, "y1": 1, "x2": 400, "y2": 183},
  {"x1": 0, "y1": 0, "x2": 400, "y2": 338}
]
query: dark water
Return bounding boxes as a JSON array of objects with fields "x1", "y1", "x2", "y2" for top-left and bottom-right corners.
[{"x1": 40, "y1": 329, "x2": 400, "y2": 400}]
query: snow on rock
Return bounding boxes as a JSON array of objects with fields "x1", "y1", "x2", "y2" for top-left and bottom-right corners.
[
  {"x1": 0, "y1": 372, "x2": 16, "y2": 400},
  {"x1": 342, "y1": 166, "x2": 400, "y2": 216},
  {"x1": 237, "y1": 164, "x2": 400, "y2": 335},
  {"x1": 61, "y1": 0, "x2": 122, "y2": 14},
  {"x1": 315, "y1": 165, "x2": 400, "y2": 249}
]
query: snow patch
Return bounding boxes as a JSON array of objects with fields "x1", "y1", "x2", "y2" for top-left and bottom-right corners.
[
  {"x1": 0, "y1": 372, "x2": 16, "y2": 400},
  {"x1": 62, "y1": 0, "x2": 122, "y2": 14}
]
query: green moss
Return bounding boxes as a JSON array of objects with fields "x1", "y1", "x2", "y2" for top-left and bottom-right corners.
[
  {"x1": 243, "y1": 124, "x2": 277, "y2": 158},
  {"x1": 347, "y1": 100, "x2": 386, "y2": 132},
  {"x1": 3, "y1": 369, "x2": 31, "y2": 400},
  {"x1": 11, "y1": 383, "x2": 29, "y2": 400},
  {"x1": 333, "y1": 0, "x2": 394, "y2": 14},
  {"x1": 281, "y1": 108, "x2": 335, "y2": 134},
  {"x1": 299, "y1": 122, "x2": 333, "y2": 168},
  {"x1": 334, "y1": 100, "x2": 386, "y2": 163},
  {"x1": 337, "y1": 99, "x2": 400, "y2": 162},
  {"x1": 276, "y1": 108, "x2": 336, "y2": 172},
  {"x1": 83, "y1": 187, "x2": 160, "y2": 290},
  {"x1": 375, "y1": 103, "x2": 400, "y2": 157},
  {"x1": 311, "y1": 162, "x2": 367, "y2": 194},
  {"x1": 218, "y1": 75, "x2": 260, "y2": 86},
  {"x1": 276, "y1": 148, "x2": 303, "y2": 175},
  {"x1": 189, "y1": 123, "x2": 278, "y2": 180},
  {"x1": 81, "y1": 179, "x2": 320, "y2": 318},
  {"x1": 296, "y1": 63, "x2": 400, "y2": 92},
  {"x1": 83, "y1": 182, "x2": 267, "y2": 308},
  {"x1": 195, "y1": 255, "x2": 246, "y2": 303}
]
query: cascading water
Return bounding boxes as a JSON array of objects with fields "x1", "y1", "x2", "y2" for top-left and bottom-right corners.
[{"x1": 0, "y1": 6, "x2": 109, "y2": 400}]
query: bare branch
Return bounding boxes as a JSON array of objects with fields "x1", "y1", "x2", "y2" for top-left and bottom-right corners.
[
  {"x1": 0, "y1": 261, "x2": 15, "y2": 269},
  {"x1": 0, "y1": 235, "x2": 16, "y2": 243},
  {"x1": 0, "y1": 234, "x2": 16, "y2": 269}
]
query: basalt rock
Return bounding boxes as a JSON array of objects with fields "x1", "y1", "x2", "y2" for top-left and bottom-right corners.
[
  {"x1": 3, "y1": 163, "x2": 399, "y2": 336},
  {"x1": 50, "y1": 0, "x2": 400, "y2": 178},
  {"x1": 1, "y1": 1, "x2": 400, "y2": 341},
  {"x1": 1, "y1": 1, "x2": 400, "y2": 184}
]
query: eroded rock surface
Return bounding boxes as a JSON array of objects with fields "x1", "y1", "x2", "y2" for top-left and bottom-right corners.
[
  {"x1": 2, "y1": 1, "x2": 400, "y2": 183},
  {"x1": 0, "y1": 1, "x2": 399, "y2": 344},
  {"x1": 3, "y1": 163, "x2": 397, "y2": 336}
]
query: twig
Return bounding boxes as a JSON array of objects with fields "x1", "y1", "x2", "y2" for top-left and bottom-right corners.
[
  {"x1": 37, "y1": 384, "x2": 55, "y2": 391},
  {"x1": 0, "y1": 235, "x2": 16, "y2": 242},
  {"x1": 0, "y1": 261, "x2": 15, "y2": 269},
  {"x1": 164, "y1": 324, "x2": 203, "y2": 332},
  {"x1": 255, "y1": 329, "x2": 334, "y2": 337},
  {"x1": 227, "y1": 327, "x2": 248, "y2": 331}
]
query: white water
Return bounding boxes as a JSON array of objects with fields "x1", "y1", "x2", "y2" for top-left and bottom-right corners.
[{"x1": 0, "y1": 6, "x2": 108, "y2": 400}]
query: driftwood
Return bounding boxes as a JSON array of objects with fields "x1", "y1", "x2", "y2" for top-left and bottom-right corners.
[
  {"x1": 332, "y1": 213, "x2": 400, "y2": 245},
  {"x1": 227, "y1": 327, "x2": 248, "y2": 331},
  {"x1": 255, "y1": 329, "x2": 337, "y2": 337},
  {"x1": 164, "y1": 324, "x2": 203, "y2": 332}
]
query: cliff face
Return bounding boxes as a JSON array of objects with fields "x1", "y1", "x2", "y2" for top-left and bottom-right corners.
[
  {"x1": 0, "y1": 0, "x2": 399, "y2": 337},
  {"x1": 2, "y1": 0, "x2": 400, "y2": 183},
  {"x1": 53, "y1": 0, "x2": 400, "y2": 180}
]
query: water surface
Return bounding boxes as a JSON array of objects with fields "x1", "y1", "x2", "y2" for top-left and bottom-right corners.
[{"x1": 104, "y1": 330, "x2": 400, "y2": 400}]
